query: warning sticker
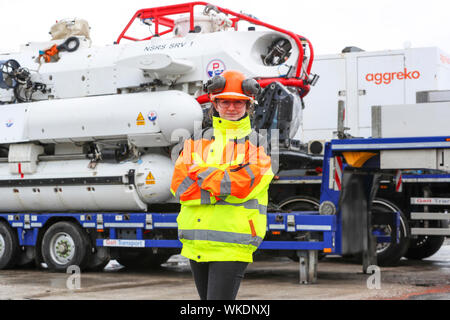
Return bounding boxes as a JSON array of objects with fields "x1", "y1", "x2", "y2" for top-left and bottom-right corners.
[
  {"x1": 136, "y1": 112, "x2": 145, "y2": 126},
  {"x1": 146, "y1": 172, "x2": 156, "y2": 185}
]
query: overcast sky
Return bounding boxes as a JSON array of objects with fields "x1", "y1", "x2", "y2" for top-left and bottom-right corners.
[{"x1": 1, "y1": 0, "x2": 450, "y2": 55}]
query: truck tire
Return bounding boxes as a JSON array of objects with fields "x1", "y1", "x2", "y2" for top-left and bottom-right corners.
[
  {"x1": 372, "y1": 199, "x2": 410, "y2": 266},
  {"x1": 0, "y1": 221, "x2": 20, "y2": 269},
  {"x1": 16, "y1": 247, "x2": 36, "y2": 269},
  {"x1": 278, "y1": 196, "x2": 320, "y2": 212},
  {"x1": 405, "y1": 220, "x2": 448, "y2": 260},
  {"x1": 116, "y1": 248, "x2": 171, "y2": 270},
  {"x1": 86, "y1": 247, "x2": 111, "y2": 271},
  {"x1": 41, "y1": 221, "x2": 91, "y2": 272}
]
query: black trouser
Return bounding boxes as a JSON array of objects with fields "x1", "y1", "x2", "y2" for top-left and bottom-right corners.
[{"x1": 189, "y1": 260, "x2": 248, "y2": 300}]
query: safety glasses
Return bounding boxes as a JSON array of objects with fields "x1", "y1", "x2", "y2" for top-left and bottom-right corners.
[{"x1": 217, "y1": 100, "x2": 247, "y2": 109}]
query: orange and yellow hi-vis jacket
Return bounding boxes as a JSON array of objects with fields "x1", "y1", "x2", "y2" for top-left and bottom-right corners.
[{"x1": 170, "y1": 115, "x2": 274, "y2": 262}]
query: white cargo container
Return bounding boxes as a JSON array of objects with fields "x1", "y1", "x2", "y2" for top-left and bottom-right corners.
[{"x1": 298, "y1": 47, "x2": 450, "y2": 142}]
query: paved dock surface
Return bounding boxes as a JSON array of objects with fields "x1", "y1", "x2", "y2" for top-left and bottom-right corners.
[{"x1": 0, "y1": 243, "x2": 448, "y2": 300}]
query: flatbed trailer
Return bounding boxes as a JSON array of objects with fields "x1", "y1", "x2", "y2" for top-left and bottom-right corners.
[
  {"x1": 2, "y1": 135, "x2": 449, "y2": 285},
  {"x1": 0, "y1": 210, "x2": 337, "y2": 284}
]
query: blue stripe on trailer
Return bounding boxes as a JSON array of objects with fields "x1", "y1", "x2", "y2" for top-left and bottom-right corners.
[
  {"x1": 94, "y1": 213, "x2": 337, "y2": 252},
  {"x1": 259, "y1": 240, "x2": 331, "y2": 250},
  {"x1": 95, "y1": 238, "x2": 335, "y2": 251},
  {"x1": 330, "y1": 136, "x2": 450, "y2": 151},
  {"x1": 402, "y1": 173, "x2": 450, "y2": 182},
  {"x1": 275, "y1": 172, "x2": 450, "y2": 184},
  {"x1": 1, "y1": 212, "x2": 337, "y2": 253}
]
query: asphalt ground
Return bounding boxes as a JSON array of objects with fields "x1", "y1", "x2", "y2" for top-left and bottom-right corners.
[{"x1": 0, "y1": 241, "x2": 448, "y2": 301}]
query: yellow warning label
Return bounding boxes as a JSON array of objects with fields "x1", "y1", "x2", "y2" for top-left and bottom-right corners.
[
  {"x1": 136, "y1": 112, "x2": 145, "y2": 126},
  {"x1": 146, "y1": 172, "x2": 156, "y2": 185}
]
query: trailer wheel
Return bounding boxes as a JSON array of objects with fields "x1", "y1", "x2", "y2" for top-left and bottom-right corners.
[
  {"x1": 405, "y1": 220, "x2": 448, "y2": 260},
  {"x1": 278, "y1": 196, "x2": 320, "y2": 212},
  {"x1": 0, "y1": 221, "x2": 20, "y2": 269},
  {"x1": 41, "y1": 221, "x2": 90, "y2": 272},
  {"x1": 16, "y1": 247, "x2": 36, "y2": 269},
  {"x1": 86, "y1": 247, "x2": 111, "y2": 271},
  {"x1": 372, "y1": 199, "x2": 410, "y2": 266}
]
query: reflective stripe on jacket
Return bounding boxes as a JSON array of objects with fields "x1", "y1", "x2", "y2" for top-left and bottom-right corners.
[{"x1": 171, "y1": 115, "x2": 274, "y2": 262}]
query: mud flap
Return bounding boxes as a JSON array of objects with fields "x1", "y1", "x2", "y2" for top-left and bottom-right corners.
[{"x1": 339, "y1": 170, "x2": 381, "y2": 273}]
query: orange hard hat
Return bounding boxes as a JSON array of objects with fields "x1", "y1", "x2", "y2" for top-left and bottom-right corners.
[{"x1": 205, "y1": 70, "x2": 260, "y2": 101}]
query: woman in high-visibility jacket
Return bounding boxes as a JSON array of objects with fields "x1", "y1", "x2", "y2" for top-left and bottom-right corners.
[{"x1": 171, "y1": 70, "x2": 274, "y2": 300}]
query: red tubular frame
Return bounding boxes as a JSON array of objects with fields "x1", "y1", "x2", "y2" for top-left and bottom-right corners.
[
  {"x1": 116, "y1": 2, "x2": 314, "y2": 97},
  {"x1": 195, "y1": 77, "x2": 310, "y2": 104}
]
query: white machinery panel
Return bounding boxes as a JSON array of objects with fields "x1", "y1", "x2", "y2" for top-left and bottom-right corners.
[
  {"x1": 357, "y1": 55, "x2": 405, "y2": 137},
  {"x1": 8, "y1": 144, "x2": 44, "y2": 174},
  {"x1": 300, "y1": 57, "x2": 346, "y2": 141},
  {"x1": 437, "y1": 149, "x2": 450, "y2": 172},
  {"x1": 372, "y1": 102, "x2": 450, "y2": 138},
  {"x1": 381, "y1": 149, "x2": 450, "y2": 172},
  {"x1": 380, "y1": 149, "x2": 438, "y2": 170},
  {"x1": 0, "y1": 105, "x2": 28, "y2": 143}
]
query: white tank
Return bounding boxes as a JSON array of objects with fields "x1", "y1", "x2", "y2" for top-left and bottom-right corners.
[
  {"x1": 0, "y1": 153, "x2": 175, "y2": 212},
  {"x1": 0, "y1": 91, "x2": 203, "y2": 147}
]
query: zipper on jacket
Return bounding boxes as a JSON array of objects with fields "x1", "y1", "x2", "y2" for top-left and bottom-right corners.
[
  {"x1": 228, "y1": 138, "x2": 237, "y2": 165},
  {"x1": 249, "y1": 219, "x2": 257, "y2": 237}
]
